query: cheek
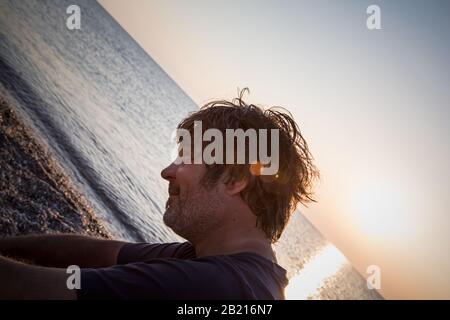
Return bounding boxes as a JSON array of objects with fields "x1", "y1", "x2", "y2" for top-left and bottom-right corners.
[
  {"x1": 176, "y1": 165, "x2": 206, "y2": 187},
  {"x1": 175, "y1": 165, "x2": 191, "y2": 183}
]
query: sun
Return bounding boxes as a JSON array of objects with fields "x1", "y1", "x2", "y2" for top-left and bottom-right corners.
[{"x1": 350, "y1": 180, "x2": 415, "y2": 242}]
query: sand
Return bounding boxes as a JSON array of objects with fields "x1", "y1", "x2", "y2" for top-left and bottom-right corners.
[{"x1": 0, "y1": 96, "x2": 109, "y2": 238}]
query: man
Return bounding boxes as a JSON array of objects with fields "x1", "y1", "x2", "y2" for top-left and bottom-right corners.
[{"x1": 0, "y1": 91, "x2": 318, "y2": 299}]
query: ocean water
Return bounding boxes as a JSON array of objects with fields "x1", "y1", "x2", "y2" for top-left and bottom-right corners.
[{"x1": 0, "y1": 0, "x2": 382, "y2": 299}]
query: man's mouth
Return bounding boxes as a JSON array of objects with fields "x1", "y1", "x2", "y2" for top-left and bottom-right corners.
[
  {"x1": 166, "y1": 185, "x2": 180, "y2": 209},
  {"x1": 168, "y1": 185, "x2": 180, "y2": 196}
]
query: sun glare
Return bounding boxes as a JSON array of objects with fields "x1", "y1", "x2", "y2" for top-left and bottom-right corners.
[
  {"x1": 285, "y1": 244, "x2": 348, "y2": 300},
  {"x1": 350, "y1": 181, "x2": 415, "y2": 242}
]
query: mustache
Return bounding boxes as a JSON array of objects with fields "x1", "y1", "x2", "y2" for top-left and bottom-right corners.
[{"x1": 168, "y1": 183, "x2": 180, "y2": 195}]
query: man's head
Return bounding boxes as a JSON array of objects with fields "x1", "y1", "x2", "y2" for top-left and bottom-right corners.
[{"x1": 161, "y1": 89, "x2": 319, "y2": 244}]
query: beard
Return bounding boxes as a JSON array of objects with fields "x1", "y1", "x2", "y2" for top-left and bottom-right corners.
[{"x1": 163, "y1": 183, "x2": 224, "y2": 243}]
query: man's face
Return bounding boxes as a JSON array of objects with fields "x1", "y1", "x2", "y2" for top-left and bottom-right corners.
[{"x1": 161, "y1": 162, "x2": 225, "y2": 243}]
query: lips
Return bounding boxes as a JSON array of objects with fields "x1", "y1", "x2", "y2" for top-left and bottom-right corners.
[{"x1": 168, "y1": 184, "x2": 180, "y2": 196}]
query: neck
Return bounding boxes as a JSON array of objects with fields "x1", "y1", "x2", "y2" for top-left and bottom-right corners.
[{"x1": 193, "y1": 218, "x2": 277, "y2": 263}]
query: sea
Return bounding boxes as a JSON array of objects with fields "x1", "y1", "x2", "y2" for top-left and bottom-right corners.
[{"x1": 0, "y1": 0, "x2": 382, "y2": 300}]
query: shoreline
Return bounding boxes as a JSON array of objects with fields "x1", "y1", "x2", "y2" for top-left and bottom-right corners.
[{"x1": 0, "y1": 96, "x2": 109, "y2": 238}]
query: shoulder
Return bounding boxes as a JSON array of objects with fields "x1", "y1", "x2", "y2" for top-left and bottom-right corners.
[
  {"x1": 190, "y1": 252, "x2": 289, "y2": 299},
  {"x1": 117, "y1": 241, "x2": 196, "y2": 264}
]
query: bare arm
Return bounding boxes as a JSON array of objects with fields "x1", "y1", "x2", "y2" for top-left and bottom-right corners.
[
  {"x1": 0, "y1": 234, "x2": 127, "y2": 268},
  {"x1": 0, "y1": 255, "x2": 76, "y2": 299}
]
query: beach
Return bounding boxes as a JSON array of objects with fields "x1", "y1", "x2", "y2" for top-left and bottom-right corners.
[
  {"x1": 0, "y1": 0, "x2": 386, "y2": 298},
  {"x1": 0, "y1": 96, "x2": 109, "y2": 238}
]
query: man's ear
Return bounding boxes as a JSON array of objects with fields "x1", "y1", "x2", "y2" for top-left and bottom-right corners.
[{"x1": 225, "y1": 179, "x2": 248, "y2": 196}]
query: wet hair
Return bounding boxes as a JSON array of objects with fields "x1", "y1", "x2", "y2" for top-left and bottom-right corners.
[{"x1": 177, "y1": 88, "x2": 319, "y2": 242}]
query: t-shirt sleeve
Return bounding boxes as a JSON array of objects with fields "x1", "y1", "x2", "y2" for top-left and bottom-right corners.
[
  {"x1": 76, "y1": 257, "x2": 247, "y2": 300},
  {"x1": 117, "y1": 242, "x2": 196, "y2": 264}
]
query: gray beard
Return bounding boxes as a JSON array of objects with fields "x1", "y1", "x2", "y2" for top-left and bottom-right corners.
[{"x1": 163, "y1": 188, "x2": 224, "y2": 243}]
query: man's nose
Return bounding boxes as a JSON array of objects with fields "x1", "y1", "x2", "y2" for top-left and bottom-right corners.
[{"x1": 161, "y1": 162, "x2": 178, "y2": 181}]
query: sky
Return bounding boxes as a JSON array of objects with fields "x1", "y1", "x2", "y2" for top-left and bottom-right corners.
[{"x1": 98, "y1": 0, "x2": 450, "y2": 299}]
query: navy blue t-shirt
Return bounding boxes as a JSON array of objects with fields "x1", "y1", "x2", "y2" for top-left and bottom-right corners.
[{"x1": 76, "y1": 242, "x2": 288, "y2": 300}]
